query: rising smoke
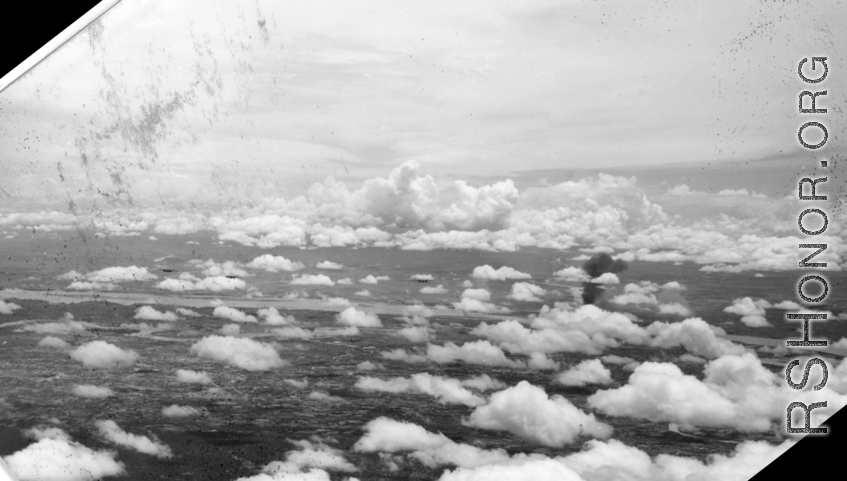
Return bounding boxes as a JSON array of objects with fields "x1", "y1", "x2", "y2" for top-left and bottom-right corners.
[{"x1": 581, "y1": 253, "x2": 628, "y2": 305}]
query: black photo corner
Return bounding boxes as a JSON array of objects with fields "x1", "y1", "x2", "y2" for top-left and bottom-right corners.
[{"x1": 2, "y1": 2, "x2": 842, "y2": 480}]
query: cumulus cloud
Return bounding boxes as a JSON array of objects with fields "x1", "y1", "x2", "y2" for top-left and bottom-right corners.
[
  {"x1": 556, "y1": 359, "x2": 613, "y2": 387},
  {"x1": 411, "y1": 274, "x2": 434, "y2": 281},
  {"x1": 309, "y1": 391, "x2": 345, "y2": 403},
  {"x1": 337, "y1": 307, "x2": 382, "y2": 328},
  {"x1": 471, "y1": 265, "x2": 531, "y2": 281},
  {"x1": 219, "y1": 323, "x2": 241, "y2": 336},
  {"x1": 245, "y1": 438, "x2": 357, "y2": 480},
  {"x1": 421, "y1": 284, "x2": 448, "y2": 294},
  {"x1": 453, "y1": 288, "x2": 509, "y2": 313},
  {"x1": 162, "y1": 405, "x2": 204, "y2": 417},
  {"x1": 465, "y1": 381, "x2": 613, "y2": 446},
  {"x1": 290, "y1": 274, "x2": 335, "y2": 286},
  {"x1": 509, "y1": 282, "x2": 547, "y2": 302},
  {"x1": 359, "y1": 275, "x2": 391, "y2": 284},
  {"x1": 316, "y1": 261, "x2": 344, "y2": 269},
  {"x1": 355, "y1": 373, "x2": 487, "y2": 406},
  {"x1": 591, "y1": 273, "x2": 620, "y2": 285},
  {"x1": 247, "y1": 254, "x2": 305, "y2": 272},
  {"x1": 60, "y1": 266, "x2": 158, "y2": 283},
  {"x1": 190, "y1": 335, "x2": 287, "y2": 371},
  {"x1": 176, "y1": 369, "x2": 213, "y2": 385},
  {"x1": 427, "y1": 340, "x2": 524, "y2": 368},
  {"x1": 461, "y1": 374, "x2": 507, "y2": 392},
  {"x1": 553, "y1": 266, "x2": 590, "y2": 283},
  {"x1": 646, "y1": 317, "x2": 748, "y2": 359},
  {"x1": 357, "y1": 361, "x2": 383, "y2": 371},
  {"x1": 72, "y1": 385, "x2": 115, "y2": 398},
  {"x1": 156, "y1": 274, "x2": 246, "y2": 291},
  {"x1": 397, "y1": 326, "x2": 431, "y2": 343},
  {"x1": 214, "y1": 306, "x2": 258, "y2": 323},
  {"x1": 723, "y1": 297, "x2": 772, "y2": 327},
  {"x1": 38, "y1": 336, "x2": 69, "y2": 348},
  {"x1": 69, "y1": 341, "x2": 139, "y2": 369},
  {"x1": 94, "y1": 420, "x2": 172, "y2": 459},
  {"x1": 588, "y1": 353, "x2": 847, "y2": 432},
  {"x1": 134, "y1": 305, "x2": 179, "y2": 322},
  {"x1": 258, "y1": 306, "x2": 296, "y2": 325},
  {"x1": 190, "y1": 259, "x2": 250, "y2": 277},
  {"x1": 176, "y1": 308, "x2": 201, "y2": 317},
  {"x1": 0, "y1": 300, "x2": 21, "y2": 314},
  {"x1": 3, "y1": 428, "x2": 125, "y2": 481},
  {"x1": 336, "y1": 277, "x2": 353, "y2": 285}
]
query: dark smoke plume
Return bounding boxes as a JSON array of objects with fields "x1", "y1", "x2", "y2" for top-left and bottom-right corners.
[{"x1": 580, "y1": 253, "x2": 628, "y2": 305}]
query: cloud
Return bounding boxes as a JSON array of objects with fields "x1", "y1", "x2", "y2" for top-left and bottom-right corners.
[
  {"x1": 556, "y1": 359, "x2": 613, "y2": 387},
  {"x1": 421, "y1": 284, "x2": 448, "y2": 294},
  {"x1": 176, "y1": 307, "x2": 202, "y2": 317},
  {"x1": 397, "y1": 326, "x2": 430, "y2": 343},
  {"x1": 291, "y1": 274, "x2": 335, "y2": 286},
  {"x1": 189, "y1": 259, "x2": 251, "y2": 277},
  {"x1": 67, "y1": 281, "x2": 116, "y2": 291},
  {"x1": 552, "y1": 267, "x2": 590, "y2": 282},
  {"x1": 359, "y1": 275, "x2": 390, "y2": 284},
  {"x1": 271, "y1": 326, "x2": 315, "y2": 339},
  {"x1": 471, "y1": 265, "x2": 531, "y2": 281},
  {"x1": 411, "y1": 274, "x2": 434, "y2": 281},
  {"x1": 461, "y1": 374, "x2": 506, "y2": 392},
  {"x1": 355, "y1": 373, "x2": 487, "y2": 407},
  {"x1": 723, "y1": 297, "x2": 771, "y2": 327},
  {"x1": 453, "y1": 288, "x2": 509, "y2": 313},
  {"x1": 251, "y1": 438, "x2": 357, "y2": 479},
  {"x1": 354, "y1": 290, "x2": 371, "y2": 297},
  {"x1": 190, "y1": 335, "x2": 287, "y2": 371},
  {"x1": 465, "y1": 381, "x2": 613, "y2": 447},
  {"x1": 3, "y1": 429, "x2": 125, "y2": 481},
  {"x1": 509, "y1": 282, "x2": 547, "y2": 302},
  {"x1": 94, "y1": 420, "x2": 172, "y2": 459},
  {"x1": 337, "y1": 307, "x2": 382, "y2": 327},
  {"x1": 309, "y1": 391, "x2": 345, "y2": 403},
  {"x1": 247, "y1": 254, "x2": 305, "y2": 272},
  {"x1": 258, "y1": 306, "x2": 296, "y2": 325},
  {"x1": 337, "y1": 277, "x2": 353, "y2": 285},
  {"x1": 59, "y1": 266, "x2": 158, "y2": 283},
  {"x1": 646, "y1": 317, "x2": 748, "y2": 359},
  {"x1": 72, "y1": 385, "x2": 115, "y2": 398},
  {"x1": 357, "y1": 361, "x2": 383, "y2": 371},
  {"x1": 588, "y1": 353, "x2": 847, "y2": 432},
  {"x1": 591, "y1": 273, "x2": 620, "y2": 285},
  {"x1": 213, "y1": 306, "x2": 258, "y2": 323},
  {"x1": 134, "y1": 305, "x2": 179, "y2": 321},
  {"x1": 0, "y1": 300, "x2": 21, "y2": 314},
  {"x1": 427, "y1": 340, "x2": 524, "y2": 368},
  {"x1": 162, "y1": 405, "x2": 204, "y2": 417},
  {"x1": 219, "y1": 323, "x2": 240, "y2": 336},
  {"x1": 176, "y1": 369, "x2": 213, "y2": 385},
  {"x1": 316, "y1": 260, "x2": 344, "y2": 269},
  {"x1": 38, "y1": 336, "x2": 69, "y2": 348},
  {"x1": 156, "y1": 274, "x2": 246, "y2": 291},
  {"x1": 69, "y1": 341, "x2": 139, "y2": 369},
  {"x1": 657, "y1": 302, "x2": 691, "y2": 316}
]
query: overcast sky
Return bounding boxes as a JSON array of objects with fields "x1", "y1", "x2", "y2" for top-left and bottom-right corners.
[{"x1": 0, "y1": 0, "x2": 844, "y2": 208}]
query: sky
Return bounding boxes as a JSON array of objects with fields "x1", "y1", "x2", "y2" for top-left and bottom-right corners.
[{"x1": 0, "y1": 0, "x2": 845, "y2": 209}]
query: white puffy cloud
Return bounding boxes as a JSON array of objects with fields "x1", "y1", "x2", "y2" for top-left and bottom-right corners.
[
  {"x1": 316, "y1": 261, "x2": 344, "y2": 269},
  {"x1": 309, "y1": 391, "x2": 345, "y2": 403},
  {"x1": 162, "y1": 405, "x2": 204, "y2": 417},
  {"x1": 249, "y1": 438, "x2": 357, "y2": 480},
  {"x1": 176, "y1": 308, "x2": 201, "y2": 317},
  {"x1": 190, "y1": 259, "x2": 251, "y2": 277},
  {"x1": 356, "y1": 361, "x2": 383, "y2": 371},
  {"x1": 134, "y1": 305, "x2": 179, "y2": 321},
  {"x1": 509, "y1": 282, "x2": 547, "y2": 302},
  {"x1": 528, "y1": 352, "x2": 561, "y2": 370},
  {"x1": 38, "y1": 336, "x2": 69, "y2": 348},
  {"x1": 219, "y1": 323, "x2": 241, "y2": 336},
  {"x1": 67, "y1": 281, "x2": 116, "y2": 291},
  {"x1": 657, "y1": 302, "x2": 691, "y2": 316},
  {"x1": 176, "y1": 369, "x2": 213, "y2": 385},
  {"x1": 471, "y1": 265, "x2": 531, "y2": 281},
  {"x1": 556, "y1": 359, "x2": 613, "y2": 387},
  {"x1": 94, "y1": 420, "x2": 172, "y2": 459},
  {"x1": 552, "y1": 267, "x2": 590, "y2": 283},
  {"x1": 258, "y1": 307, "x2": 296, "y2": 325},
  {"x1": 723, "y1": 297, "x2": 771, "y2": 327},
  {"x1": 3, "y1": 429, "x2": 125, "y2": 481},
  {"x1": 271, "y1": 326, "x2": 315, "y2": 339},
  {"x1": 0, "y1": 300, "x2": 21, "y2": 314},
  {"x1": 290, "y1": 274, "x2": 335, "y2": 286},
  {"x1": 247, "y1": 254, "x2": 305, "y2": 272},
  {"x1": 591, "y1": 273, "x2": 620, "y2": 285},
  {"x1": 336, "y1": 277, "x2": 353, "y2": 285},
  {"x1": 59, "y1": 266, "x2": 158, "y2": 283},
  {"x1": 69, "y1": 341, "x2": 139, "y2": 369},
  {"x1": 214, "y1": 306, "x2": 258, "y2": 323},
  {"x1": 646, "y1": 318, "x2": 748, "y2": 359},
  {"x1": 397, "y1": 326, "x2": 430, "y2": 343},
  {"x1": 190, "y1": 335, "x2": 287, "y2": 371},
  {"x1": 461, "y1": 374, "x2": 506, "y2": 392},
  {"x1": 588, "y1": 353, "x2": 847, "y2": 432},
  {"x1": 359, "y1": 275, "x2": 390, "y2": 284},
  {"x1": 72, "y1": 385, "x2": 115, "y2": 398},
  {"x1": 337, "y1": 307, "x2": 382, "y2": 328},
  {"x1": 421, "y1": 284, "x2": 448, "y2": 294},
  {"x1": 355, "y1": 373, "x2": 487, "y2": 407},
  {"x1": 465, "y1": 381, "x2": 613, "y2": 447},
  {"x1": 411, "y1": 274, "x2": 434, "y2": 281},
  {"x1": 156, "y1": 274, "x2": 246, "y2": 291},
  {"x1": 453, "y1": 288, "x2": 509, "y2": 313},
  {"x1": 427, "y1": 340, "x2": 524, "y2": 368}
]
